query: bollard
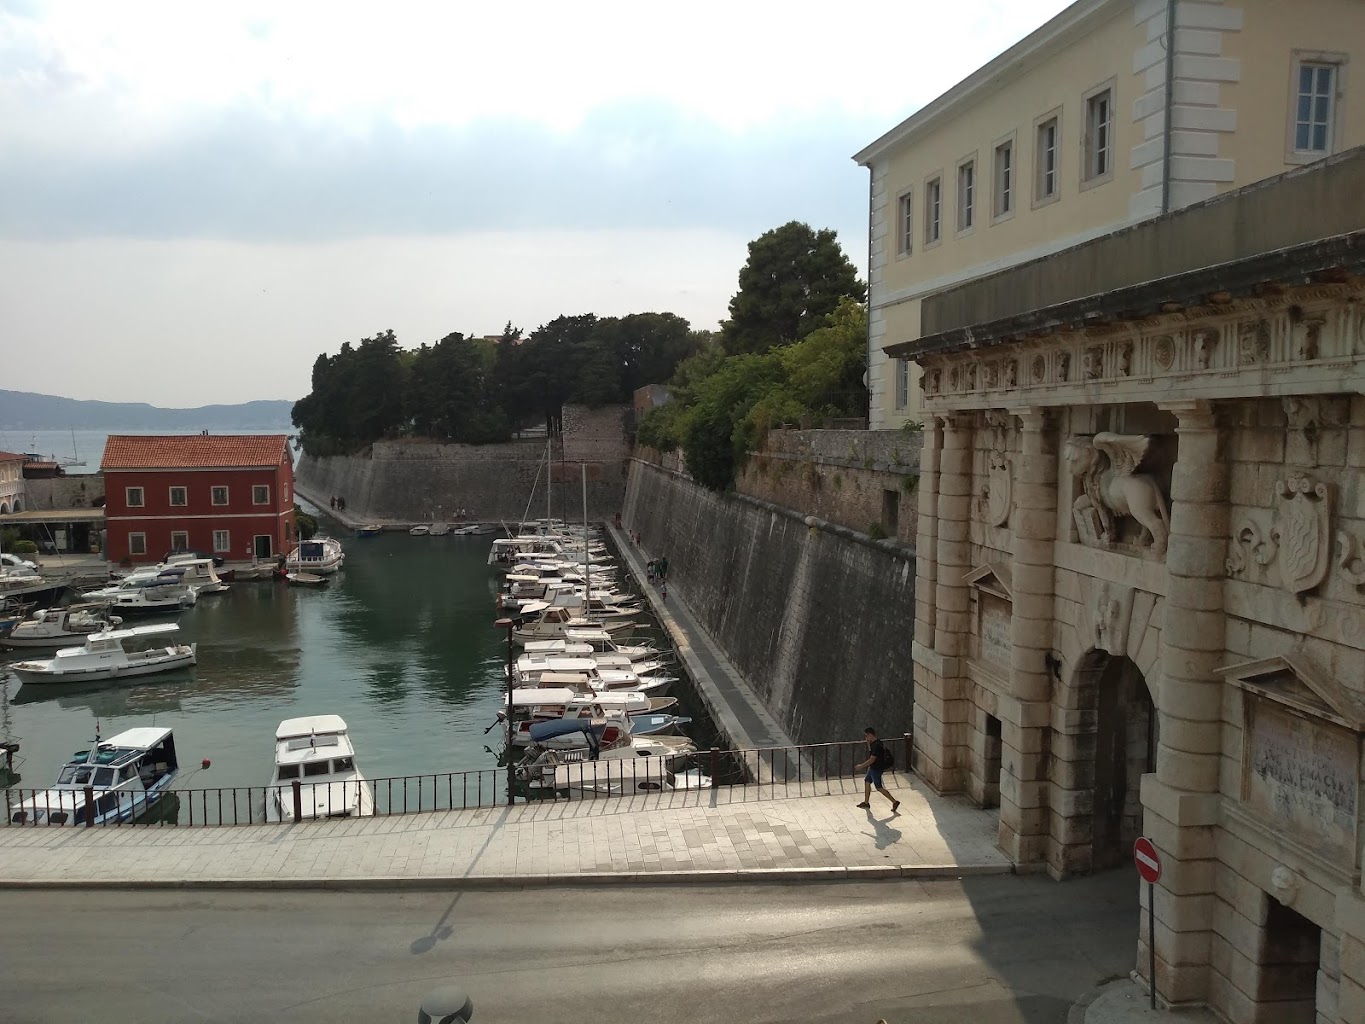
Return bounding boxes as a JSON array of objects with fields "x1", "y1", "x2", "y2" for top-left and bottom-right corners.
[
  {"x1": 292, "y1": 778, "x2": 303, "y2": 822},
  {"x1": 710, "y1": 746, "x2": 718, "y2": 788},
  {"x1": 84, "y1": 785, "x2": 95, "y2": 827},
  {"x1": 903, "y1": 732, "x2": 912, "y2": 775}
]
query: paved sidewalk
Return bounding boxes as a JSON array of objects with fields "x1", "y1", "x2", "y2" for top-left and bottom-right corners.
[
  {"x1": 0, "y1": 775, "x2": 1009, "y2": 888},
  {"x1": 1074, "y1": 979, "x2": 1222, "y2": 1024}
]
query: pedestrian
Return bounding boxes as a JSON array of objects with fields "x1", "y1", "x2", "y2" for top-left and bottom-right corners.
[
  {"x1": 329, "y1": 496, "x2": 336, "y2": 509},
  {"x1": 646, "y1": 559, "x2": 656, "y2": 584},
  {"x1": 614, "y1": 511, "x2": 622, "y2": 530},
  {"x1": 657, "y1": 554, "x2": 669, "y2": 583},
  {"x1": 661, "y1": 582, "x2": 667, "y2": 602},
  {"x1": 854, "y1": 727, "x2": 900, "y2": 813}
]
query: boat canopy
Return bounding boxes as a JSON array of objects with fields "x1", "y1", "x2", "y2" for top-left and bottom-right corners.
[
  {"x1": 509, "y1": 687, "x2": 577, "y2": 705},
  {"x1": 538, "y1": 671, "x2": 595, "y2": 686},
  {"x1": 520, "y1": 657, "x2": 599, "y2": 672},
  {"x1": 516, "y1": 601, "x2": 550, "y2": 616},
  {"x1": 528, "y1": 718, "x2": 604, "y2": 742},
  {"x1": 277, "y1": 714, "x2": 348, "y2": 740},
  {"x1": 94, "y1": 622, "x2": 179, "y2": 642}
]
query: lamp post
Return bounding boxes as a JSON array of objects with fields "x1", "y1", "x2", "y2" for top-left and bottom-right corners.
[{"x1": 494, "y1": 616, "x2": 516, "y2": 806}]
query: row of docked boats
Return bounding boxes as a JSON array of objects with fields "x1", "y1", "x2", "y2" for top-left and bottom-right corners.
[
  {"x1": 490, "y1": 518, "x2": 708, "y2": 798},
  {"x1": 9, "y1": 714, "x2": 374, "y2": 826}
]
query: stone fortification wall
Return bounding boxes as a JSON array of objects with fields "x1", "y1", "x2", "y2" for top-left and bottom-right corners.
[
  {"x1": 297, "y1": 405, "x2": 629, "y2": 521},
  {"x1": 623, "y1": 458, "x2": 915, "y2": 745},
  {"x1": 24, "y1": 472, "x2": 105, "y2": 509},
  {"x1": 762, "y1": 427, "x2": 923, "y2": 468}
]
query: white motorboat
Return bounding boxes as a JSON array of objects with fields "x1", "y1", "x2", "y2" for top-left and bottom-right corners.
[
  {"x1": 0, "y1": 569, "x2": 67, "y2": 607},
  {"x1": 286, "y1": 572, "x2": 328, "y2": 587},
  {"x1": 510, "y1": 652, "x2": 671, "y2": 683},
  {"x1": 1, "y1": 604, "x2": 123, "y2": 649},
  {"x1": 524, "y1": 633, "x2": 665, "y2": 660},
  {"x1": 265, "y1": 715, "x2": 375, "y2": 822},
  {"x1": 162, "y1": 557, "x2": 228, "y2": 594},
  {"x1": 409, "y1": 525, "x2": 430, "y2": 536},
  {"x1": 512, "y1": 602, "x2": 636, "y2": 644},
  {"x1": 10, "y1": 622, "x2": 197, "y2": 683},
  {"x1": 285, "y1": 537, "x2": 345, "y2": 575},
  {"x1": 8, "y1": 726, "x2": 180, "y2": 826},
  {"x1": 500, "y1": 687, "x2": 680, "y2": 746},
  {"x1": 102, "y1": 571, "x2": 198, "y2": 615},
  {"x1": 429, "y1": 522, "x2": 450, "y2": 536}
]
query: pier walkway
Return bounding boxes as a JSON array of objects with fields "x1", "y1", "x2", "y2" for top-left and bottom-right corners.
[{"x1": 0, "y1": 777, "x2": 1009, "y2": 889}]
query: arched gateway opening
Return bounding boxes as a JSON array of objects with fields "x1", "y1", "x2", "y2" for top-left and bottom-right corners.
[{"x1": 1069, "y1": 651, "x2": 1158, "y2": 870}]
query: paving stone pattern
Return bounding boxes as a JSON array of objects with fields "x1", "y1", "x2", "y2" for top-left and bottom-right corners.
[{"x1": 0, "y1": 778, "x2": 1008, "y2": 886}]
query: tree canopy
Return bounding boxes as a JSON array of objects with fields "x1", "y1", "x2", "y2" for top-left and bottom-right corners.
[
  {"x1": 720, "y1": 221, "x2": 865, "y2": 355},
  {"x1": 292, "y1": 313, "x2": 705, "y2": 455}
]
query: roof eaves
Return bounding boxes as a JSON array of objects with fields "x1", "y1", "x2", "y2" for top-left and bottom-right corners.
[{"x1": 852, "y1": 0, "x2": 1122, "y2": 167}]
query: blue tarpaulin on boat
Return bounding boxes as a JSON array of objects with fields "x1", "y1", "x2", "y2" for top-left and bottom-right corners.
[{"x1": 528, "y1": 719, "x2": 602, "y2": 742}]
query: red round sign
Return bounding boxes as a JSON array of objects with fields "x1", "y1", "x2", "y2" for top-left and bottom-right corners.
[{"x1": 1134, "y1": 837, "x2": 1161, "y2": 883}]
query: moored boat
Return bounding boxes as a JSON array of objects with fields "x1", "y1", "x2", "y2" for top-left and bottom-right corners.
[
  {"x1": 10, "y1": 622, "x2": 196, "y2": 683},
  {"x1": 7, "y1": 726, "x2": 180, "y2": 826},
  {"x1": 286, "y1": 572, "x2": 328, "y2": 587},
  {"x1": 265, "y1": 715, "x2": 375, "y2": 822},
  {"x1": 1, "y1": 604, "x2": 123, "y2": 649},
  {"x1": 429, "y1": 522, "x2": 450, "y2": 537},
  {"x1": 409, "y1": 525, "x2": 430, "y2": 536},
  {"x1": 356, "y1": 525, "x2": 383, "y2": 537},
  {"x1": 285, "y1": 536, "x2": 345, "y2": 575}
]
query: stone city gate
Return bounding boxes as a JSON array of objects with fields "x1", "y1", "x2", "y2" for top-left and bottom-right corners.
[{"x1": 897, "y1": 222, "x2": 1365, "y2": 1018}]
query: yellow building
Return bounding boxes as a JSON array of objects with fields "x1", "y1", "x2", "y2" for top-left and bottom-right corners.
[{"x1": 856, "y1": 0, "x2": 1365, "y2": 429}]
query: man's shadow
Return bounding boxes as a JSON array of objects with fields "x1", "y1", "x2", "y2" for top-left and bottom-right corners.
[{"x1": 862, "y1": 809, "x2": 903, "y2": 851}]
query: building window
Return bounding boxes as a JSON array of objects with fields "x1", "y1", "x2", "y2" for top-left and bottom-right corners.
[
  {"x1": 957, "y1": 160, "x2": 975, "y2": 231},
  {"x1": 894, "y1": 359, "x2": 910, "y2": 410},
  {"x1": 284, "y1": 484, "x2": 290, "y2": 503},
  {"x1": 993, "y1": 139, "x2": 1013, "y2": 218},
  {"x1": 1084, "y1": 87, "x2": 1113, "y2": 181},
  {"x1": 213, "y1": 530, "x2": 231, "y2": 553},
  {"x1": 129, "y1": 532, "x2": 146, "y2": 556},
  {"x1": 897, "y1": 190, "x2": 913, "y2": 255},
  {"x1": 1294, "y1": 62, "x2": 1338, "y2": 153},
  {"x1": 211, "y1": 486, "x2": 229, "y2": 506},
  {"x1": 170, "y1": 530, "x2": 189, "y2": 551},
  {"x1": 925, "y1": 177, "x2": 941, "y2": 244},
  {"x1": 169, "y1": 486, "x2": 188, "y2": 507},
  {"x1": 1036, "y1": 117, "x2": 1059, "y2": 200},
  {"x1": 253, "y1": 485, "x2": 270, "y2": 505},
  {"x1": 285, "y1": 521, "x2": 293, "y2": 540},
  {"x1": 125, "y1": 486, "x2": 144, "y2": 508}
]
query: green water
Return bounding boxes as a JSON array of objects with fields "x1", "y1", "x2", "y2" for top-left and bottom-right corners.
[{"x1": 1, "y1": 530, "x2": 547, "y2": 800}]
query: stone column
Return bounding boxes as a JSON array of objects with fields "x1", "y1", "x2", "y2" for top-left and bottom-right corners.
[
  {"x1": 1000, "y1": 407, "x2": 1056, "y2": 868},
  {"x1": 914, "y1": 417, "x2": 941, "y2": 652},
  {"x1": 917, "y1": 413, "x2": 973, "y2": 791},
  {"x1": 1143, "y1": 399, "x2": 1225, "y2": 1006}
]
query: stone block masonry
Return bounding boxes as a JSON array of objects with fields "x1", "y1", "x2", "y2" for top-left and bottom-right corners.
[
  {"x1": 295, "y1": 404, "x2": 630, "y2": 522},
  {"x1": 623, "y1": 458, "x2": 916, "y2": 746}
]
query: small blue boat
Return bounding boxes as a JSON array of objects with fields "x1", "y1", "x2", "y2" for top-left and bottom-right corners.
[{"x1": 628, "y1": 713, "x2": 691, "y2": 736}]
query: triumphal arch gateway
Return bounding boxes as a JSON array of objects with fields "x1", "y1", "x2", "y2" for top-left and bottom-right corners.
[{"x1": 890, "y1": 153, "x2": 1365, "y2": 1023}]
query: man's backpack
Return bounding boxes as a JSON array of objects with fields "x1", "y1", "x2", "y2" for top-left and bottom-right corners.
[{"x1": 878, "y1": 745, "x2": 895, "y2": 771}]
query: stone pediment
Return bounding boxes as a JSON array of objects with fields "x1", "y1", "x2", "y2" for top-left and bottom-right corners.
[
  {"x1": 1218, "y1": 653, "x2": 1365, "y2": 731},
  {"x1": 962, "y1": 562, "x2": 1013, "y2": 602}
]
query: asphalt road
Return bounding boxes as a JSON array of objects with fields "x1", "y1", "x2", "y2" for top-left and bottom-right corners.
[{"x1": 0, "y1": 872, "x2": 1139, "y2": 1024}]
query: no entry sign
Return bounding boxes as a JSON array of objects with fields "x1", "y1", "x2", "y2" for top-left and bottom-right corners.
[{"x1": 1134, "y1": 837, "x2": 1161, "y2": 884}]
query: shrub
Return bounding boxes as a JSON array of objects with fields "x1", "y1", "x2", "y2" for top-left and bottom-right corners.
[
  {"x1": 866, "y1": 522, "x2": 888, "y2": 540},
  {"x1": 901, "y1": 473, "x2": 919, "y2": 493},
  {"x1": 11, "y1": 539, "x2": 38, "y2": 554}
]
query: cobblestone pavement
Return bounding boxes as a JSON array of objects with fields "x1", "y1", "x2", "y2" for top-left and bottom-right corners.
[{"x1": 0, "y1": 775, "x2": 1009, "y2": 887}]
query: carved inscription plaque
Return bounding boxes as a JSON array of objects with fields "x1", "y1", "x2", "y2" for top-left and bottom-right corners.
[
  {"x1": 978, "y1": 594, "x2": 1012, "y2": 668},
  {"x1": 1244, "y1": 698, "x2": 1359, "y2": 859}
]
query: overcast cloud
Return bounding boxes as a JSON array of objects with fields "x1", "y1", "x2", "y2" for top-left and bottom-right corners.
[{"x1": 0, "y1": 0, "x2": 1072, "y2": 405}]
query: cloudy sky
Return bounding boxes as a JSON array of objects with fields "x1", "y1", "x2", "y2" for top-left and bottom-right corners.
[{"x1": 0, "y1": 0, "x2": 1071, "y2": 406}]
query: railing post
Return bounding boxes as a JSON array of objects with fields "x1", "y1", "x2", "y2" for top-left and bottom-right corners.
[
  {"x1": 903, "y1": 732, "x2": 912, "y2": 775},
  {"x1": 710, "y1": 747, "x2": 718, "y2": 788},
  {"x1": 291, "y1": 779, "x2": 303, "y2": 822},
  {"x1": 83, "y1": 785, "x2": 95, "y2": 827}
]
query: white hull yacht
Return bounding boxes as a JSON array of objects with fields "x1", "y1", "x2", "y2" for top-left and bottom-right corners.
[
  {"x1": 10, "y1": 622, "x2": 196, "y2": 683},
  {"x1": 285, "y1": 537, "x2": 346, "y2": 575},
  {"x1": 2, "y1": 604, "x2": 122, "y2": 649},
  {"x1": 8, "y1": 726, "x2": 180, "y2": 826},
  {"x1": 265, "y1": 715, "x2": 374, "y2": 822}
]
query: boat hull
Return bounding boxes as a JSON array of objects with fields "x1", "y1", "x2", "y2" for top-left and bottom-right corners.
[{"x1": 11, "y1": 645, "x2": 197, "y2": 684}]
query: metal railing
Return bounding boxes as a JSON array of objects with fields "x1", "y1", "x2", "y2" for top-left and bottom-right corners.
[{"x1": 2, "y1": 733, "x2": 912, "y2": 827}]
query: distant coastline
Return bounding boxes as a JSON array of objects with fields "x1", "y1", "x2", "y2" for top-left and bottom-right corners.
[{"x1": 0, "y1": 389, "x2": 295, "y2": 431}]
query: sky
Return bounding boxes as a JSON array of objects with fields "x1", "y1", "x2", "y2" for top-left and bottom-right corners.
[{"x1": 0, "y1": 0, "x2": 1073, "y2": 406}]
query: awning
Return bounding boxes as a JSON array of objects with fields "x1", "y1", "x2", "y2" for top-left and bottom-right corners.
[{"x1": 0, "y1": 508, "x2": 105, "y2": 525}]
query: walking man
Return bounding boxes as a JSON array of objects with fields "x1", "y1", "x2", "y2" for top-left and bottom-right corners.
[{"x1": 854, "y1": 727, "x2": 899, "y2": 812}]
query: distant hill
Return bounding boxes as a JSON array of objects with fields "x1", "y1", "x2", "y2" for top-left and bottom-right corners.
[{"x1": 0, "y1": 390, "x2": 295, "y2": 430}]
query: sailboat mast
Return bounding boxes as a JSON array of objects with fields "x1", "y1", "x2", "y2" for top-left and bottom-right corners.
[
  {"x1": 581, "y1": 463, "x2": 589, "y2": 609},
  {"x1": 546, "y1": 438, "x2": 551, "y2": 528}
]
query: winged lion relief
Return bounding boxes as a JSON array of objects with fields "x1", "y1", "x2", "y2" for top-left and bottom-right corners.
[{"x1": 1064, "y1": 433, "x2": 1171, "y2": 560}]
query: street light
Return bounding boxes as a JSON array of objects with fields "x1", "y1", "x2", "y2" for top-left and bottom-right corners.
[{"x1": 493, "y1": 616, "x2": 516, "y2": 806}]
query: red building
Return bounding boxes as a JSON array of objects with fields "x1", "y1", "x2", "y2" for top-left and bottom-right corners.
[{"x1": 101, "y1": 435, "x2": 296, "y2": 564}]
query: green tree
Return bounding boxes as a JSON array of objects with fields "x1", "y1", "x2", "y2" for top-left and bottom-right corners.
[{"x1": 720, "y1": 222, "x2": 865, "y2": 355}]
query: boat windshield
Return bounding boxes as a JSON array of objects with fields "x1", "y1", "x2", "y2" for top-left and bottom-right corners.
[{"x1": 56, "y1": 765, "x2": 115, "y2": 787}]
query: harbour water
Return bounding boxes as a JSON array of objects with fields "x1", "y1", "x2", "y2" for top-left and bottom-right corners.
[
  {"x1": 1, "y1": 521, "x2": 712, "y2": 809},
  {"x1": 0, "y1": 428, "x2": 295, "y2": 473}
]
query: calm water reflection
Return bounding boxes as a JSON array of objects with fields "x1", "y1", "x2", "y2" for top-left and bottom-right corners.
[{"x1": 1, "y1": 531, "x2": 515, "y2": 793}]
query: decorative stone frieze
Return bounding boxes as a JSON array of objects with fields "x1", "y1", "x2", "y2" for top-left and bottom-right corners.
[{"x1": 1064, "y1": 433, "x2": 1171, "y2": 559}]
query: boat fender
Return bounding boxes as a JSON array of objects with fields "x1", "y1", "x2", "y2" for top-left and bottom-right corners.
[{"x1": 201, "y1": 758, "x2": 211, "y2": 769}]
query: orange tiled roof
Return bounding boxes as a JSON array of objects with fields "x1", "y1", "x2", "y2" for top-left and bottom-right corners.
[
  {"x1": 101, "y1": 434, "x2": 289, "y2": 470},
  {"x1": 0, "y1": 450, "x2": 27, "y2": 462}
]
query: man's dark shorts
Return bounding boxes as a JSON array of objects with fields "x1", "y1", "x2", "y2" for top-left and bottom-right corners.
[{"x1": 865, "y1": 767, "x2": 884, "y2": 788}]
